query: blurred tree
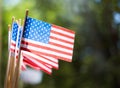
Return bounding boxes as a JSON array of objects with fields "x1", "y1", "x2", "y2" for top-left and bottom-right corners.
[
  {"x1": 1, "y1": 0, "x2": 120, "y2": 88},
  {"x1": 34, "y1": 0, "x2": 120, "y2": 88}
]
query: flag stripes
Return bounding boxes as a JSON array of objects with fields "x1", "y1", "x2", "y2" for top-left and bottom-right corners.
[
  {"x1": 22, "y1": 51, "x2": 52, "y2": 74},
  {"x1": 21, "y1": 24, "x2": 75, "y2": 62},
  {"x1": 21, "y1": 50, "x2": 58, "y2": 69}
]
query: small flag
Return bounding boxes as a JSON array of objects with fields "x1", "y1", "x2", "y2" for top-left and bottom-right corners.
[
  {"x1": 10, "y1": 22, "x2": 19, "y2": 53},
  {"x1": 21, "y1": 16, "x2": 75, "y2": 62},
  {"x1": 9, "y1": 16, "x2": 75, "y2": 75},
  {"x1": 15, "y1": 26, "x2": 27, "y2": 70}
]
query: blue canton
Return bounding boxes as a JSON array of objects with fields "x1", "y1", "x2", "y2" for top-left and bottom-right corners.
[
  {"x1": 11, "y1": 22, "x2": 19, "y2": 41},
  {"x1": 23, "y1": 17, "x2": 51, "y2": 44}
]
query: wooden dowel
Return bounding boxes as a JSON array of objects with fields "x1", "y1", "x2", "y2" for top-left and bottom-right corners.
[
  {"x1": 8, "y1": 24, "x2": 11, "y2": 51},
  {"x1": 18, "y1": 19, "x2": 22, "y2": 26}
]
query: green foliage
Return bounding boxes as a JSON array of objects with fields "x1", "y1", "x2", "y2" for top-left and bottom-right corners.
[{"x1": 1, "y1": 0, "x2": 120, "y2": 88}]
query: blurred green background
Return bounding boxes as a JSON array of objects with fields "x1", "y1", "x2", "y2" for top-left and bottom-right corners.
[{"x1": 1, "y1": 0, "x2": 120, "y2": 88}]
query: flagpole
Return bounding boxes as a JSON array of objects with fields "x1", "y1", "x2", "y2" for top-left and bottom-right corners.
[
  {"x1": 13, "y1": 9, "x2": 29, "y2": 88},
  {"x1": 4, "y1": 17, "x2": 15, "y2": 88},
  {"x1": 4, "y1": 24, "x2": 11, "y2": 88},
  {"x1": 8, "y1": 25, "x2": 11, "y2": 51}
]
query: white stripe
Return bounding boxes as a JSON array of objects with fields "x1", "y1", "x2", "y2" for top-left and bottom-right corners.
[
  {"x1": 50, "y1": 32, "x2": 74, "y2": 43},
  {"x1": 52, "y1": 27, "x2": 74, "y2": 37},
  {"x1": 22, "y1": 38, "x2": 73, "y2": 54},
  {"x1": 21, "y1": 44, "x2": 72, "y2": 59},
  {"x1": 10, "y1": 45, "x2": 16, "y2": 50},
  {"x1": 11, "y1": 40, "x2": 16, "y2": 44}
]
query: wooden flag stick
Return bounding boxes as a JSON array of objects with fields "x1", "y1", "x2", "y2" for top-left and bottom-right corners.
[
  {"x1": 4, "y1": 17, "x2": 15, "y2": 88},
  {"x1": 13, "y1": 9, "x2": 29, "y2": 88},
  {"x1": 4, "y1": 24, "x2": 11, "y2": 88},
  {"x1": 18, "y1": 19, "x2": 22, "y2": 26},
  {"x1": 8, "y1": 24, "x2": 11, "y2": 51}
]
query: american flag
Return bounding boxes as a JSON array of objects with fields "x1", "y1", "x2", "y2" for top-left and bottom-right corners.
[
  {"x1": 10, "y1": 17, "x2": 75, "y2": 74},
  {"x1": 10, "y1": 22, "x2": 19, "y2": 53},
  {"x1": 10, "y1": 23, "x2": 26, "y2": 70},
  {"x1": 21, "y1": 17, "x2": 75, "y2": 62},
  {"x1": 14, "y1": 26, "x2": 27, "y2": 70}
]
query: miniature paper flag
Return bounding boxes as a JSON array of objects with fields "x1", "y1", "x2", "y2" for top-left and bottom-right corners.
[{"x1": 21, "y1": 16, "x2": 75, "y2": 62}]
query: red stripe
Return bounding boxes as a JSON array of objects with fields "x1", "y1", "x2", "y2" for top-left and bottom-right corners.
[
  {"x1": 11, "y1": 43, "x2": 16, "y2": 46},
  {"x1": 21, "y1": 40, "x2": 72, "y2": 56},
  {"x1": 51, "y1": 29, "x2": 74, "y2": 39},
  {"x1": 52, "y1": 24, "x2": 75, "y2": 34},
  {"x1": 21, "y1": 66, "x2": 26, "y2": 71},
  {"x1": 10, "y1": 43, "x2": 16, "y2": 52},
  {"x1": 21, "y1": 47, "x2": 72, "y2": 62},
  {"x1": 50, "y1": 36, "x2": 74, "y2": 45}
]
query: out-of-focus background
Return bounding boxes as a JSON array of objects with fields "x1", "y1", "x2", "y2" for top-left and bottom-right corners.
[{"x1": 1, "y1": 0, "x2": 120, "y2": 88}]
